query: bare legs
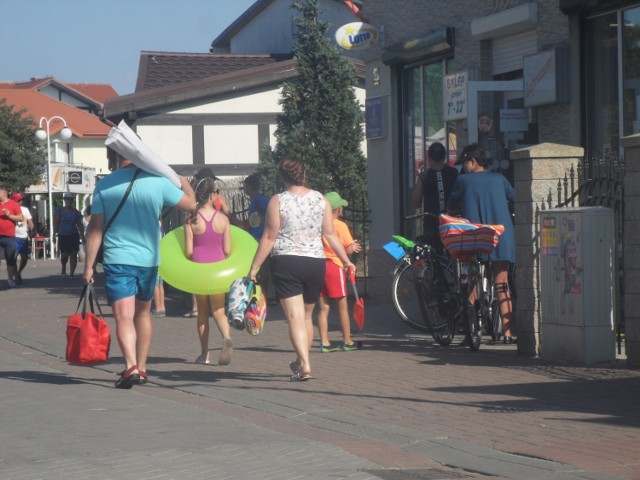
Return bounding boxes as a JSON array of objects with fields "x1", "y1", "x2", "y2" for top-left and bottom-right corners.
[
  {"x1": 281, "y1": 295, "x2": 315, "y2": 377},
  {"x1": 152, "y1": 282, "x2": 165, "y2": 314},
  {"x1": 317, "y1": 296, "x2": 352, "y2": 347},
  {"x1": 195, "y1": 293, "x2": 232, "y2": 365},
  {"x1": 111, "y1": 296, "x2": 153, "y2": 373},
  {"x1": 60, "y1": 251, "x2": 79, "y2": 277},
  {"x1": 316, "y1": 296, "x2": 331, "y2": 347},
  {"x1": 60, "y1": 252, "x2": 68, "y2": 276},
  {"x1": 492, "y1": 261, "x2": 513, "y2": 338}
]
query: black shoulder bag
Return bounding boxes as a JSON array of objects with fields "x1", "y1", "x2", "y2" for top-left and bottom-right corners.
[{"x1": 94, "y1": 168, "x2": 141, "y2": 267}]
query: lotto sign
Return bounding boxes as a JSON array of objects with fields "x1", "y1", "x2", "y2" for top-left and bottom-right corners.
[
  {"x1": 443, "y1": 72, "x2": 468, "y2": 121},
  {"x1": 335, "y1": 22, "x2": 378, "y2": 50}
]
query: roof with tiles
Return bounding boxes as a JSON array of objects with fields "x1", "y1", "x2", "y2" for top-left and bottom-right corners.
[
  {"x1": 0, "y1": 77, "x2": 117, "y2": 107},
  {"x1": 0, "y1": 89, "x2": 111, "y2": 138},
  {"x1": 105, "y1": 55, "x2": 363, "y2": 121},
  {"x1": 65, "y1": 83, "x2": 119, "y2": 103},
  {"x1": 135, "y1": 51, "x2": 287, "y2": 92}
]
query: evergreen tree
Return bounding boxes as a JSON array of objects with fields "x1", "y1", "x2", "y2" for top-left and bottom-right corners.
[
  {"x1": 258, "y1": 0, "x2": 367, "y2": 207},
  {"x1": 0, "y1": 99, "x2": 46, "y2": 191}
]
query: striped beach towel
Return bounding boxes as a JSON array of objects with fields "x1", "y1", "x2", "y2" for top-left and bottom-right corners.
[{"x1": 439, "y1": 214, "x2": 504, "y2": 259}]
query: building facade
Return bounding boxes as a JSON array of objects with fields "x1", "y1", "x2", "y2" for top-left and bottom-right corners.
[{"x1": 360, "y1": 0, "x2": 573, "y2": 248}]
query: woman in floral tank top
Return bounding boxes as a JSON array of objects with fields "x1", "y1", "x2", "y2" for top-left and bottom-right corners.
[{"x1": 249, "y1": 157, "x2": 353, "y2": 381}]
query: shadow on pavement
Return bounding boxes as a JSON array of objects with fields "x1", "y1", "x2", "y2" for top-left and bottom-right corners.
[{"x1": 1, "y1": 370, "x2": 85, "y2": 385}]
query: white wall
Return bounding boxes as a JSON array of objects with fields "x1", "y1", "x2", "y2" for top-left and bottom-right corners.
[
  {"x1": 137, "y1": 125, "x2": 194, "y2": 165},
  {"x1": 204, "y1": 125, "x2": 259, "y2": 165},
  {"x1": 174, "y1": 89, "x2": 281, "y2": 114},
  {"x1": 69, "y1": 138, "x2": 109, "y2": 173}
]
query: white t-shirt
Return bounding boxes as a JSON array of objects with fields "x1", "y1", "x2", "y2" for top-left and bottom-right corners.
[
  {"x1": 272, "y1": 190, "x2": 326, "y2": 258},
  {"x1": 15, "y1": 206, "x2": 32, "y2": 239}
]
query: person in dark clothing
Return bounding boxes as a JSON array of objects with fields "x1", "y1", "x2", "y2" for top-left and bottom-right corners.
[{"x1": 409, "y1": 142, "x2": 458, "y2": 250}]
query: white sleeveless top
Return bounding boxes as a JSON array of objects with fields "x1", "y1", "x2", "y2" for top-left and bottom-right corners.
[{"x1": 272, "y1": 190, "x2": 325, "y2": 258}]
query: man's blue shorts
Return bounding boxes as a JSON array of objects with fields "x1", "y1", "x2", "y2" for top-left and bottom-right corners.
[
  {"x1": 103, "y1": 264, "x2": 158, "y2": 305},
  {"x1": 15, "y1": 237, "x2": 29, "y2": 256}
]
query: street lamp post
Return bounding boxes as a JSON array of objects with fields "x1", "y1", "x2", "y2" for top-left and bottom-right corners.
[{"x1": 35, "y1": 116, "x2": 72, "y2": 260}]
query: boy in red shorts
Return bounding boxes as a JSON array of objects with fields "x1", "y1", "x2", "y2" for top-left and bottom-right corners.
[{"x1": 316, "y1": 191, "x2": 361, "y2": 352}]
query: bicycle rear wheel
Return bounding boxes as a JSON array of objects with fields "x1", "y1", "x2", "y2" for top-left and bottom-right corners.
[
  {"x1": 392, "y1": 262, "x2": 430, "y2": 333},
  {"x1": 416, "y1": 263, "x2": 454, "y2": 346},
  {"x1": 464, "y1": 261, "x2": 482, "y2": 351}
]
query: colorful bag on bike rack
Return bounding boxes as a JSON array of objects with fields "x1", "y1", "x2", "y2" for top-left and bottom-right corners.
[{"x1": 439, "y1": 214, "x2": 504, "y2": 259}]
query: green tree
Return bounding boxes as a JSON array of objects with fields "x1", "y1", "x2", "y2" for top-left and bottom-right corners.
[
  {"x1": 258, "y1": 0, "x2": 367, "y2": 207},
  {"x1": 0, "y1": 98, "x2": 45, "y2": 191}
]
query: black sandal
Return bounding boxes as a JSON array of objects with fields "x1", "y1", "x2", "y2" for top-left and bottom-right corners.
[{"x1": 115, "y1": 365, "x2": 140, "y2": 389}]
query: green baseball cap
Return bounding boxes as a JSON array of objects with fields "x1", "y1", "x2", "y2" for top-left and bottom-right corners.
[{"x1": 325, "y1": 191, "x2": 348, "y2": 209}]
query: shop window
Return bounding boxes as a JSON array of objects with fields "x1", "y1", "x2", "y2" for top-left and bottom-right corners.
[
  {"x1": 622, "y1": 7, "x2": 640, "y2": 139},
  {"x1": 585, "y1": 12, "x2": 619, "y2": 157},
  {"x1": 400, "y1": 61, "x2": 445, "y2": 238}
]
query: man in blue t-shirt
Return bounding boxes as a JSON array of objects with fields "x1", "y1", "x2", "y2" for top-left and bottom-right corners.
[
  {"x1": 83, "y1": 147, "x2": 196, "y2": 389},
  {"x1": 242, "y1": 174, "x2": 268, "y2": 241}
]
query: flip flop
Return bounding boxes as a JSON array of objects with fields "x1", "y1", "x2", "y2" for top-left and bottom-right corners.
[
  {"x1": 290, "y1": 371, "x2": 312, "y2": 382},
  {"x1": 182, "y1": 311, "x2": 198, "y2": 318},
  {"x1": 218, "y1": 338, "x2": 233, "y2": 366},
  {"x1": 195, "y1": 355, "x2": 210, "y2": 365},
  {"x1": 289, "y1": 360, "x2": 301, "y2": 375}
]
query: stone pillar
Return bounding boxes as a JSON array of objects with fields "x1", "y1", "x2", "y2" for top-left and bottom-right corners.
[
  {"x1": 510, "y1": 143, "x2": 584, "y2": 355},
  {"x1": 621, "y1": 134, "x2": 640, "y2": 367}
]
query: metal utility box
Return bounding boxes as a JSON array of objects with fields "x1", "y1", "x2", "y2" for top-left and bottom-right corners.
[{"x1": 539, "y1": 207, "x2": 615, "y2": 363}]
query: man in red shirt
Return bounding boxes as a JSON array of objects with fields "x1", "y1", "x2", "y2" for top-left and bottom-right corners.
[{"x1": 0, "y1": 185, "x2": 25, "y2": 288}]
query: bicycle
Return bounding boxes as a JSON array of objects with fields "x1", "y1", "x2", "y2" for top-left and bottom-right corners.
[
  {"x1": 386, "y1": 213, "x2": 503, "y2": 350},
  {"x1": 386, "y1": 232, "x2": 455, "y2": 346},
  {"x1": 439, "y1": 214, "x2": 504, "y2": 350}
]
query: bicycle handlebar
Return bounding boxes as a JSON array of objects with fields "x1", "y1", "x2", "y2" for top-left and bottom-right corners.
[{"x1": 404, "y1": 211, "x2": 439, "y2": 221}]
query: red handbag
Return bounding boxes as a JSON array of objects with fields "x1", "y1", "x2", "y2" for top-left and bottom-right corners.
[{"x1": 66, "y1": 284, "x2": 111, "y2": 365}]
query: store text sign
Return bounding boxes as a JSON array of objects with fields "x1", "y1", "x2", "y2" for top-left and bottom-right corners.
[
  {"x1": 443, "y1": 71, "x2": 468, "y2": 121},
  {"x1": 335, "y1": 22, "x2": 378, "y2": 50},
  {"x1": 523, "y1": 50, "x2": 556, "y2": 107}
]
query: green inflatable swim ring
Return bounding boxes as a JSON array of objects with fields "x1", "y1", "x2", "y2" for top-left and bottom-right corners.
[{"x1": 159, "y1": 225, "x2": 258, "y2": 295}]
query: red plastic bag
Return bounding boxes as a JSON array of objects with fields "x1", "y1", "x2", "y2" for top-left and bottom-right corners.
[{"x1": 66, "y1": 284, "x2": 111, "y2": 365}]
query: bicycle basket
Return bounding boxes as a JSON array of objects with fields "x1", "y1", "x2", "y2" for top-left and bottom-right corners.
[{"x1": 439, "y1": 214, "x2": 504, "y2": 259}]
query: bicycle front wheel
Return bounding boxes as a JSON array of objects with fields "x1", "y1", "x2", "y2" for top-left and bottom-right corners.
[
  {"x1": 465, "y1": 261, "x2": 482, "y2": 351},
  {"x1": 391, "y1": 261, "x2": 430, "y2": 333},
  {"x1": 417, "y1": 263, "x2": 454, "y2": 346}
]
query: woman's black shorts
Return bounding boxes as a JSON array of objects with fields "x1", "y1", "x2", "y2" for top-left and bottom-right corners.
[
  {"x1": 270, "y1": 255, "x2": 325, "y2": 304},
  {"x1": 58, "y1": 234, "x2": 80, "y2": 254}
]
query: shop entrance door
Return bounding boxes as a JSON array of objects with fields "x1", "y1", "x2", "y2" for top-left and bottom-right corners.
[{"x1": 467, "y1": 80, "x2": 536, "y2": 183}]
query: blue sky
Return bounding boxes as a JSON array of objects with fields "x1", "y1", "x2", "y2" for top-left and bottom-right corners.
[{"x1": 0, "y1": 0, "x2": 256, "y2": 95}]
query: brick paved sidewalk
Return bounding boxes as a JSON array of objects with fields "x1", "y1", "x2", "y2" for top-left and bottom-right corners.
[{"x1": 1, "y1": 259, "x2": 639, "y2": 479}]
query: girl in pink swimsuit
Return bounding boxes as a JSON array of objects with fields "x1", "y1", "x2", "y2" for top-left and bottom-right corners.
[{"x1": 184, "y1": 177, "x2": 232, "y2": 365}]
